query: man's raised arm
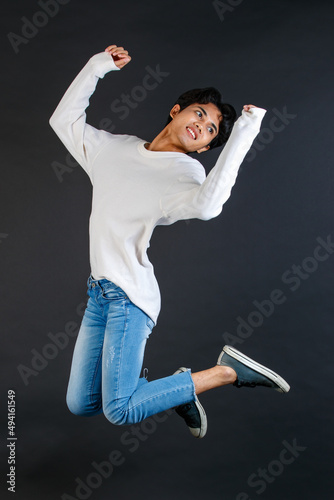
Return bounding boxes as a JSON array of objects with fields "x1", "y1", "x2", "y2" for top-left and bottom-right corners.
[
  {"x1": 192, "y1": 105, "x2": 267, "y2": 219},
  {"x1": 160, "y1": 105, "x2": 267, "y2": 223},
  {"x1": 49, "y1": 45, "x2": 131, "y2": 174}
]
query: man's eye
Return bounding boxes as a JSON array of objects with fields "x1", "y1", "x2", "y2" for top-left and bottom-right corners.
[
  {"x1": 196, "y1": 110, "x2": 202, "y2": 117},
  {"x1": 208, "y1": 127, "x2": 213, "y2": 134}
]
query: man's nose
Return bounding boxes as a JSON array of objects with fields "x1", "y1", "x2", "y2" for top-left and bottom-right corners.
[{"x1": 195, "y1": 122, "x2": 203, "y2": 134}]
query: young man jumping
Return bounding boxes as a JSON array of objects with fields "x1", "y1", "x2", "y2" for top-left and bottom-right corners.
[{"x1": 49, "y1": 44, "x2": 290, "y2": 439}]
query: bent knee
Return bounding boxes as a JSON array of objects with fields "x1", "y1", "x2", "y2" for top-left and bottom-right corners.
[
  {"x1": 103, "y1": 400, "x2": 135, "y2": 425},
  {"x1": 66, "y1": 393, "x2": 102, "y2": 417}
]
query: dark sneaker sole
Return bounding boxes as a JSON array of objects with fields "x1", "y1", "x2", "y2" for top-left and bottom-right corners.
[
  {"x1": 175, "y1": 367, "x2": 207, "y2": 438},
  {"x1": 218, "y1": 346, "x2": 290, "y2": 393}
]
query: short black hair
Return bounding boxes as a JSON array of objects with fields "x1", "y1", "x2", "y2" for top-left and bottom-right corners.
[{"x1": 165, "y1": 87, "x2": 237, "y2": 150}]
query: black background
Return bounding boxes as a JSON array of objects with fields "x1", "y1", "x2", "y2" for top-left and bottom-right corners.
[{"x1": 1, "y1": 1, "x2": 333, "y2": 499}]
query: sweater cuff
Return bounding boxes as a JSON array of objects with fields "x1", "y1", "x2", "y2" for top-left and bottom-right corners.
[
  {"x1": 247, "y1": 106, "x2": 267, "y2": 120},
  {"x1": 236, "y1": 106, "x2": 267, "y2": 130},
  {"x1": 88, "y1": 51, "x2": 121, "y2": 78}
]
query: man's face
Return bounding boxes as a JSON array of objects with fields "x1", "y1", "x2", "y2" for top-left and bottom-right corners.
[{"x1": 169, "y1": 102, "x2": 222, "y2": 153}]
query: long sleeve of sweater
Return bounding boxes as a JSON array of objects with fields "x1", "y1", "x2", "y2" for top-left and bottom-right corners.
[
  {"x1": 49, "y1": 52, "x2": 120, "y2": 176},
  {"x1": 160, "y1": 106, "x2": 267, "y2": 222},
  {"x1": 49, "y1": 51, "x2": 266, "y2": 225}
]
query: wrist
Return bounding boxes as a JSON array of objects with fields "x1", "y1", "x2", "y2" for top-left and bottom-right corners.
[
  {"x1": 89, "y1": 51, "x2": 120, "y2": 77},
  {"x1": 237, "y1": 106, "x2": 267, "y2": 130}
]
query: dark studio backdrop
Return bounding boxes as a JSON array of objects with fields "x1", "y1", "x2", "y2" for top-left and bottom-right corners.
[{"x1": 1, "y1": 0, "x2": 333, "y2": 499}]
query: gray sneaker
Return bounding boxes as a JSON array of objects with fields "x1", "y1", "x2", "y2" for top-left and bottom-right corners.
[
  {"x1": 217, "y1": 346, "x2": 290, "y2": 393},
  {"x1": 174, "y1": 367, "x2": 207, "y2": 439}
]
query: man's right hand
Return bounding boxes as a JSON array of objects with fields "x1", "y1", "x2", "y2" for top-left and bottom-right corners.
[{"x1": 105, "y1": 45, "x2": 131, "y2": 69}]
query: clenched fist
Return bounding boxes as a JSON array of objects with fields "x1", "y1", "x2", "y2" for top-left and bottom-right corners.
[{"x1": 105, "y1": 45, "x2": 131, "y2": 69}]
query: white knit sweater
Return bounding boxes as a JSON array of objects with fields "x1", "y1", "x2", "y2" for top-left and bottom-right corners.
[{"x1": 49, "y1": 52, "x2": 266, "y2": 324}]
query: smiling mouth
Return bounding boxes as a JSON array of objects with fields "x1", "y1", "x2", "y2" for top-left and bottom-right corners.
[{"x1": 186, "y1": 127, "x2": 197, "y2": 140}]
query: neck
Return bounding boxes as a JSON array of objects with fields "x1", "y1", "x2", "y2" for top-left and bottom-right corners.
[{"x1": 146, "y1": 126, "x2": 186, "y2": 153}]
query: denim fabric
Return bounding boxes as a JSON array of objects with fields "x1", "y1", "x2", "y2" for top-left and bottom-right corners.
[{"x1": 66, "y1": 276, "x2": 196, "y2": 425}]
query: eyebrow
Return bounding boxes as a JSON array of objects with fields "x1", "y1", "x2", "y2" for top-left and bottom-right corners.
[{"x1": 197, "y1": 106, "x2": 218, "y2": 134}]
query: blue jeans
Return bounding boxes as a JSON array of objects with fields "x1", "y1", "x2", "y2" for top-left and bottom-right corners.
[{"x1": 66, "y1": 276, "x2": 196, "y2": 425}]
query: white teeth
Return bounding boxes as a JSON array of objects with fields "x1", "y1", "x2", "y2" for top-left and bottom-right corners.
[{"x1": 187, "y1": 127, "x2": 196, "y2": 139}]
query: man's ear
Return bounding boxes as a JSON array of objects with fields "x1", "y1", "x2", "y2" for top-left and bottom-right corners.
[
  {"x1": 169, "y1": 104, "x2": 181, "y2": 119},
  {"x1": 197, "y1": 145, "x2": 210, "y2": 154}
]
